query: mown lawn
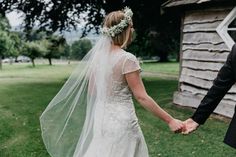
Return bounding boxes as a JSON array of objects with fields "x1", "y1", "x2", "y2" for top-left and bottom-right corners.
[
  {"x1": 141, "y1": 62, "x2": 179, "y2": 75},
  {"x1": 0, "y1": 63, "x2": 235, "y2": 157}
]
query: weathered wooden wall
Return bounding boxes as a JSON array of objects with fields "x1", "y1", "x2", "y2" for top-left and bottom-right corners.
[{"x1": 174, "y1": 7, "x2": 236, "y2": 118}]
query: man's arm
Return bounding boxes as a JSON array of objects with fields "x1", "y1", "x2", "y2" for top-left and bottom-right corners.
[{"x1": 192, "y1": 44, "x2": 236, "y2": 124}]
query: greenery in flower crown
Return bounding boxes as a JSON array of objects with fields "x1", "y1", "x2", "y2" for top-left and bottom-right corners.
[{"x1": 101, "y1": 7, "x2": 133, "y2": 37}]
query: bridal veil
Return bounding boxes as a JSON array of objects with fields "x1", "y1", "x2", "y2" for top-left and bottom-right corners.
[{"x1": 40, "y1": 35, "x2": 118, "y2": 157}]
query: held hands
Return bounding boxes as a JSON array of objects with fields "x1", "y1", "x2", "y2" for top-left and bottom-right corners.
[
  {"x1": 167, "y1": 118, "x2": 199, "y2": 134},
  {"x1": 182, "y1": 118, "x2": 199, "y2": 134},
  {"x1": 168, "y1": 118, "x2": 185, "y2": 133}
]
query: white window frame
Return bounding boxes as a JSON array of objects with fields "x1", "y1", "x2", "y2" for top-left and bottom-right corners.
[{"x1": 216, "y1": 6, "x2": 236, "y2": 50}]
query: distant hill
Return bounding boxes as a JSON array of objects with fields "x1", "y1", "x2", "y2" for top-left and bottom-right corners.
[
  {"x1": 62, "y1": 28, "x2": 99, "y2": 45},
  {"x1": 11, "y1": 25, "x2": 99, "y2": 45}
]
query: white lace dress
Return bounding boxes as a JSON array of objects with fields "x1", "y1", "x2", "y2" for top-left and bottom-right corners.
[{"x1": 82, "y1": 51, "x2": 149, "y2": 157}]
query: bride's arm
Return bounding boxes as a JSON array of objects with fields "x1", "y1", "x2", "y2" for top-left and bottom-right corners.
[{"x1": 125, "y1": 71, "x2": 183, "y2": 132}]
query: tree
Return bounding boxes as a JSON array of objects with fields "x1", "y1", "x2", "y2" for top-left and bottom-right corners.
[
  {"x1": 0, "y1": 0, "x2": 106, "y2": 33},
  {"x1": 0, "y1": 14, "x2": 10, "y2": 31},
  {"x1": 0, "y1": 30, "x2": 12, "y2": 69},
  {"x1": 1, "y1": 0, "x2": 180, "y2": 61},
  {"x1": 8, "y1": 32, "x2": 24, "y2": 60},
  {"x1": 25, "y1": 30, "x2": 48, "y2": 41},
  {"x1": 125, "y1": 0, "x2": 180, "y2": 61},
  {"x1": 71, "y1": 38, "x2": 92, "y2": 60},
  {"x1": 17, "y1": 30, "x2": 67, "y2": 66},
  {"x1": 62, "y1": 43, "x2": 71, "y2": 64},
  {"x1": 62, "y1": 43, "x2": 71, "y2": 58},
  {"x1": 0, "y1": 14, "x2": 13, "y2": 69},
  {"x1": 43, "y1": 35, "x2": 66, "y2": 65},
  {"x1": 24, "y1": 41, "x2": 46, "y2": 67}
]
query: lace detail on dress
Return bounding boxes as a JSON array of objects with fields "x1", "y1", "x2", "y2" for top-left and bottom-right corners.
[
  {"x1": 82, "y1": 50, "x2": 149, "y2": 157},
  {"x1": 99, "y1": 51, "x2": 143, "y2": 141},
  {"x1": 122, "y1": 53, "x2": 141, "y2": 74}
]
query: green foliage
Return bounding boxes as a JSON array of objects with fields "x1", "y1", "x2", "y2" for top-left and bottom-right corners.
[
  {"x1": 0, "y1": 15, "x2": 13, "y2": 58},
  {"x1": 0, "y1": 30, "x2": 24, "y2": 59},
  {"x1": 71, "y1": 38, "x2": 92, "y2": 60},
  {"x1": 0, "y1": 30, "x2": 12, "y2": 57},
  {"x1": 8, "y1": 32, "x2": 24, "y2": 57},
  {"x1": 0, "y1": 15, "x2": 14, "y2": 69},
  {"x1": 16, "y1": 30, "x2": 67, "y2": 65},
  {"x1": 0, "y1": 1, "x2": 105, "y2": 33},
  {"x1": 24, "y1": 41, "x2": 47, "y2": 67},
  {"x1": 24, "y1": 41, "x2": 45, "y2": 59},
  {"x1": 43, "y1": 35, "x2": 67, "y2": 65},
  {"x1": 0, "y1": 14, "x2": 10, "y2": 31},
  {"x1": 1, "y1": 1, "x2": 180, "y2": 62},
  {"x1": 62, "y1": 44, "x2": 71, "y2": 58},
  {"x1": 24, "y1": 30, "x2": 48, "y2": 41}
]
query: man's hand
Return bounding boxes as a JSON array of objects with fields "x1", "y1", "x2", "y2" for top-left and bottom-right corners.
[{"x1": 182, "y1": 118, "x2": 199, "y2": 134}]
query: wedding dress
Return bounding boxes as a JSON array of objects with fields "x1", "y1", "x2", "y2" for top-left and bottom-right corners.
[
  {"x1": 40, "y1": 36, "x2": 149, "y2": 157},
  {"x1": 82, "y1": 50, "x2": 149, "y2": 157}
]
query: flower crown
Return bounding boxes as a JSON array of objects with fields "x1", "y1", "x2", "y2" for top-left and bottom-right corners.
[{"x1": 101, "y1": 7, "x2": 133, "y2": 37}]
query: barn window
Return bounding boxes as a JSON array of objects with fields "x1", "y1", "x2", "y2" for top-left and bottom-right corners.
[
  {"x1": 216, "y1": 7, "x2": 236, "y2": 49},
  {"x1": 228, "y1": 18, "x2": 236, "y2": 42}
]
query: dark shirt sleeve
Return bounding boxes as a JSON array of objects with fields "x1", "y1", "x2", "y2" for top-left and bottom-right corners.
[{"x1": 191, "y1": 44, "x2": 236, "y2": 124}]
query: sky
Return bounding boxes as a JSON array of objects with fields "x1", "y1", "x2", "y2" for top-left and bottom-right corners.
[
  {"x1": 6, "y1": 9, "x2": 88, "y2": 28},
  {"x1": 6, "y1": 11, "x2": 24, "y2": 27},
  {"x1": 5, "y1": 10, "x2": 98, "y2": 44}
]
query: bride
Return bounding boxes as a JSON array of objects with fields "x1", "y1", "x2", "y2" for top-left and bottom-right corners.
[{"x1": 40, "y1": 7, "x2": 184, "y2": 157}]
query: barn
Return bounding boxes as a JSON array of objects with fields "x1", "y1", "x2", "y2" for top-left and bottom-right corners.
[{"x1": 162, "y1": 0, "x2": 236, "y2": 117}]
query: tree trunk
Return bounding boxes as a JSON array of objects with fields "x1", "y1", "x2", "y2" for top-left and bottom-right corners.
[
  {"x1": 176, "y1": 51, "x2": 180, "y2": 62},
  {"x1": 0, "y1": 56, "x2": 2, "y2": 70},
  {"x1": 48, "y1": 57, "x2": 52, "y2": 65},
  {"x1": 158, "y1": 52, "x2": 169, "y2": 62},
  {"x1": 31, "y1": 58, "x2": 35, "y2": 67},
  {"x1": 9, "y1": 57, "x2": 13, "y2": 65}
]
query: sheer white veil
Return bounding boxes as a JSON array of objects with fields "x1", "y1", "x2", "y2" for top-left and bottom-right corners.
[{"x1": 40, "y1": 35, "x2": 117, "y2": 157}]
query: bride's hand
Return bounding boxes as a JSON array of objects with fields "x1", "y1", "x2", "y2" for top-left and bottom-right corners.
[{"x1": 168, "y1": 118, "x2": 184, "y2": 133}]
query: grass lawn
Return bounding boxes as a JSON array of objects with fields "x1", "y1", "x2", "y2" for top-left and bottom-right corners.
[
  {"x1": 0, "y1": 63, "x2": 235, "y2": 157},
  {"x1": 141, "y1": 62, "x2": 179, "y2": 75}
]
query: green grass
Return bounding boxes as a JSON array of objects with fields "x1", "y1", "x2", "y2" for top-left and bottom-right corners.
[
  {"x1": 0, "y1": 63, "x2": 76, "y2": 157},
  {"x1": 0, "y1": 63, "x2": 235, "y2": 157},
  {"x1": 141, "y1": 62, "x2": 179, "y2": 75},
  {"x1": 137, "y1": 77, "x2": 235, "y2": 156}
]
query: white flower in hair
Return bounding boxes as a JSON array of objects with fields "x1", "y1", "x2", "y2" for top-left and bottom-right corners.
[{"x1": 101, "y1": 7, "x2": 133, "y2": 37}]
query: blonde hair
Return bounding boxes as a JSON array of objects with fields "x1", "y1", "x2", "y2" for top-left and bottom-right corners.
[{"x1": 103, "y1": 11, "x2": 132, "y2": 48}]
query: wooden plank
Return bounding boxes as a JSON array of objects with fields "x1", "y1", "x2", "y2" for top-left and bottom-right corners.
[
  {"x1": 179, "y1": 75, "x2": 236, "y2": 93},
  {"x1": 182, "y1": 60, "x2": 224, "y2": 71},
  {"x1": 182, "y1": 43, "x2": 230, "y2": 52},
  {"x1": 178, "y1": 14, "x2": 185, "y2": 89},
  {"x1": 184, "y1": 17, "x2": 225, "y2": 25},
  {"x1": 183, "y1": 29, "x2": 216, "y2": 33},
  {"x1": 182, "y1": 50, "x2": 229, "y2": 62},
  {"x1": 183, "y1": 21, "x2": 222, "y2": 33},
  {"x1": 184, "y1": 8, "x2": 230, "y2": 24},
  {"x1": 173, "y1": 91, "x2": 235, "y2": 118},
  {"x1": 183, "y1": 32, "x2": 224, "y2": 45},
  {"x1": 181, "y1": 67, "x2": 217, "y2": 81},
  {"x1": 180, "y1": 84, "x2": 236, "y2": 101},
  {"x1": 184, "y1": 20, "x2": 222, "y2": 29},
  {"x1": 164, "y1": 0, "x2": 199, "y2": 8},
  {"x1": 179, "y1": 74, "x2": 212, "y2": 88}
]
